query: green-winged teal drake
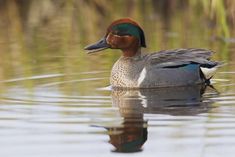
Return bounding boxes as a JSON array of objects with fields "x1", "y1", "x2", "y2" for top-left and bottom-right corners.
[{"x1": 85, "y1": 18, "x2": 221, "y2": 89}]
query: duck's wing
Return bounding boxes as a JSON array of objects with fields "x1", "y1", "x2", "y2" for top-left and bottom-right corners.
[{"x1": 148, "y1": 48, "x2": 219, "y2": 68}]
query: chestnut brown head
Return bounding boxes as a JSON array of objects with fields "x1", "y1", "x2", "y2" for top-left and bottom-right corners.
[{"x1": 84, "y1": 18, "x2": 146, "y2": 54}]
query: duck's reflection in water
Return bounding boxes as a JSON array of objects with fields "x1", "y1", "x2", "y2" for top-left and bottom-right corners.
[{"x1": 107, "y1": 85, "x2": 217, "y2": 153}]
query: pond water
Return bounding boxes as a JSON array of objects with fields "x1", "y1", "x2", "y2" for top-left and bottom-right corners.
[{"x1": 0, "y1": 1, "x2": 235, "y2": 157}]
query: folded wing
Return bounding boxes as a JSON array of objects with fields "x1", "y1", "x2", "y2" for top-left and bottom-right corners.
[
  {"x1": 148, "y1": 48, "x2": 222, "y2": 79},
  {"x1": 149, "y1": 48, "x2": 219, "y2": 68}
]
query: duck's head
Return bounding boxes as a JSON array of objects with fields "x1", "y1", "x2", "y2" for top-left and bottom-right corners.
[{"x1": 84, "y1": 18, "x2": 146, "y2": 57}]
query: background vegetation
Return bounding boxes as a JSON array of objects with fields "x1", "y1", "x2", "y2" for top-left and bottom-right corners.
[{"x1": 0, "y1": 0, "x2": 234, "y2": 92}]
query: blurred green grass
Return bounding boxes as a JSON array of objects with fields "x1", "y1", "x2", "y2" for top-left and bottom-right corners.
[{"x1": 0, "y1": 0, "x2": 234, "y2": 92}]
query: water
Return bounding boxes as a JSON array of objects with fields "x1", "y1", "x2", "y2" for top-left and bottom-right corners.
[
  {"x1": 1, "y1": 1, "x2": 235, "y2": 157},
  {"x1": 0, "y1": 61, "x2": 235, "y2": 157}
]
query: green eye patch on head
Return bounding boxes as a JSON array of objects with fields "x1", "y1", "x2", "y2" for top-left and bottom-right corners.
[{"x1": 111, "y1": 23, "x2": 146, "y2": 47}]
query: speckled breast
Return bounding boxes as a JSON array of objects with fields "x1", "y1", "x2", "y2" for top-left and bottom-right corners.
[{"x1": 110, "y1": 57, "x2": 145, "y2": 88}]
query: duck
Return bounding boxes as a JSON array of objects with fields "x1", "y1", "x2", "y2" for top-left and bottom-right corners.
[{"x1": 84, "y1": 18, "x2": 221, "y2": 89}]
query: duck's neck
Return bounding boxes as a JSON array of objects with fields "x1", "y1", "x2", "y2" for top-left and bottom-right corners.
[{"x1": 122, "y1": 47, "x2": 141, "y2": 58}]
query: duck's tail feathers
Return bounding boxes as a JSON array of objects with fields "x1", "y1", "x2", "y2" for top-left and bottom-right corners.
[{"x1": 200, "y1": 61, "x2": 225, "y2": 80}]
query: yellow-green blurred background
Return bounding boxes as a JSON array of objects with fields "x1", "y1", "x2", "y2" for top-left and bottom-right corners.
[{"x1": 0, "y1": 0, "x2": 235, "y2": 93}]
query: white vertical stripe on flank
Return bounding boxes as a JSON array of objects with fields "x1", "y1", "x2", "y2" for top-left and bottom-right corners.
[{"x1": 138, "y1": 67, "x2": 147, "y2": 86}]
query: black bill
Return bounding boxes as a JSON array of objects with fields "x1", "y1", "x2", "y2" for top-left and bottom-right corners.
[{"x1": 84, "y1": 37, "x2": 110, "y2": 54}]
